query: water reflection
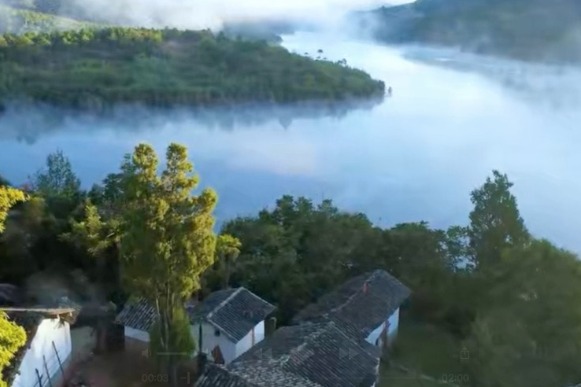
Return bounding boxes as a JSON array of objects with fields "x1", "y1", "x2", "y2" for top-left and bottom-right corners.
[
  {"x1": 402, "y1": 46, "x2": 581, "y2": 109},
  {"x1": 0, "y1": 98, "x2": 383, "y2": 144}
]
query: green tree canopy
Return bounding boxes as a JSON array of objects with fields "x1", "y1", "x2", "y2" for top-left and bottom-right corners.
[
  {"x1": 468, "y1": 170, "x2": 529, "y2": 270},
  {"x1": 117, "y1": 143, "x2": 217, "y2": 384},
  {"x1": 31, "y1": 150, "x2": 80, "y2": 199},
  {"x1": 0, "y1": 185, "x2": 26, "y2": 233}
]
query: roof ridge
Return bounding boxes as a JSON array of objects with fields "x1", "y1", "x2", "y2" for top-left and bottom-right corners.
[
  {"x1": 208, "y1": 287, "x2": 243, "y2": 319},
  {"x1": 328, "y1": 272, "x2": 374, "y2": 314},
  {"x1": 329, "y1": 320, "x2": 379, "y2": 358}
]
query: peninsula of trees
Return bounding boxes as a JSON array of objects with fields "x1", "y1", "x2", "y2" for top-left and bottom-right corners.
[
  {"x1": 365, "y1": 0, "x2": 581, "y2": 64},
  {"x1": 0, "y1": 28, "x2": 385, "y2": 111}
]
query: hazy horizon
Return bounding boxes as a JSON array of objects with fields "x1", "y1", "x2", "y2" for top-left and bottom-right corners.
[{"x1": 1, "y1": 0, "x2": 415, "y2": 31}]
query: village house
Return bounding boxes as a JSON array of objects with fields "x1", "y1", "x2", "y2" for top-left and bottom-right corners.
[
  {"x1": 2, "y1": 307, "x2": 77, "y2": 387},
  {"x1": 292, "y1": 269, "x2": 411, "y2": 349},
  {"x1": 196, "y1": 320, "x2": 381, "y2": 387},
  {"x1": 115, "y1": 287, "x2": 276, "y2": 365},
  {"x1": 195, "y1": 269, "x2": 411, "y2": 387}
]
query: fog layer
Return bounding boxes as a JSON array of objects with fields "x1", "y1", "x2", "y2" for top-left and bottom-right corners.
[{"x1": 1, "y1": 0, "x2": 414, "y2": 30}]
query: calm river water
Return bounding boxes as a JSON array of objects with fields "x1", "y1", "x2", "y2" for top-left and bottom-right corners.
[{"x1": 1, "y1": 31, "x2": 580, "y2": 251}]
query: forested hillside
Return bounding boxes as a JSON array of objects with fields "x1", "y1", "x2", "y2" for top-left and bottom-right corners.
[
  {"x1": 2, "y1": 147, "x2": 581, "y2": 386},
  {"x1": 0, "y1": 28, "x2": 385, "y2": 110},
  {"x1": 366, "y1": 0, "x2": 581, "y2": 64}
]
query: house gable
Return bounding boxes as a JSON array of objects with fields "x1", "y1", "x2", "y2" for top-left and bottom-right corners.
[
  {"x1": 188, "y1": 288, "x2": 276, "y2": 343},
  {"x1": 196, "y1": 321, "x2": 381, "y2": 387}
]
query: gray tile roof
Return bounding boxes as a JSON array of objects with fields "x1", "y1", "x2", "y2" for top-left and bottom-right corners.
[
  {"x1": 115, "y1": 297, "x2": 158, "y2": 332},
  {"x1": 195, "y1": 364, "x2": 257, "y2": 387},
  {"x1": 292, "y1": 269, "x2": 411, "y2": 339},
  {"x1": 195, "y1": 321, "x2": 381, "y2": 387},
  {"x1": 115, "y1": 288, "x2": 275, "y2": 343},
  {"x1": 189, "y1": 288, "x2": 276, "y2": 343}
]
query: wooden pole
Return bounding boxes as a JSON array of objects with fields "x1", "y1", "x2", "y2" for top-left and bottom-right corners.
[
  {"x1": 35, "y1": 368, "x2": 43, "y2": 387},
  {"x1": 43, "y1": 355, "x2": 53, "y2": 387},
  {"x1": 52, "y1": 341, "x2": 65, "y2": 377}
]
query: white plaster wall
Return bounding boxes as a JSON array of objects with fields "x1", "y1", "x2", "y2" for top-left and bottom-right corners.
[
  {"x1": 11, "y1": 318, "x2": 71, "y2": 387},
  {"x1": 387, "y1": 308, "x2": 400, "y2": 338},
  {"x1": 254, "y1": 320, "x2": 265, "y2": 345},
  {"x1": 193, "y1": 321, "x2": 265, "y2": 364},
  {"x1": 235, "y1": 321, "x2": 265, "y2": 360},
  {"x1": 365, "y1": 307, "x2": 401, "y2": 346},
  {"x1": 366, "y1": 322, "x2": 386, "y2": 345},
  {"x1": 192, "y1": 322, "x2": 236, "y2": 364},
  {"x1": 125, "y1": 326, "x2": 150, "y2": 343}
]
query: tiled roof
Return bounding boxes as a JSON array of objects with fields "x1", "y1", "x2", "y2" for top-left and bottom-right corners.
[
  {"x1": 196, "y1": 321, "x2": 381, "y2": 387},
  {"x1": 292, "y1": 269, "x2": 411, "y2": 339},
  {"x1": 188, "y1": 288, "x2": 276, "y2": 343},
  {"x1": 195, "y1": 364, "x2": 257, "y2": 387},
  {"x1": 116, "y1": 288, "x2": 275, "y2": 343},
  {"x1": 115, "y1": 297, "x2": 158, "y2": 332}
]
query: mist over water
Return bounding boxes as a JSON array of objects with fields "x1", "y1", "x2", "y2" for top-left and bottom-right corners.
[
  {"x1": 2, "y1": 0, "x2": 412, "y2": 30},
  {"x1": 1, "y1": 30, "x2": 581, "y2": 252}
]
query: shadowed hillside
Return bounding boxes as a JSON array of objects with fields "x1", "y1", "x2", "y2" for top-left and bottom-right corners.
[{"x1": 363, "y1": 0, "x2": 581, "y2": 64}]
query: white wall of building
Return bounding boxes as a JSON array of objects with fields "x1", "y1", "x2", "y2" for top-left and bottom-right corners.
[
  {"x1": 234, "y1": 320, "x2": 265, "y2": 360},
  {"x1": 11, "y1": 318, "x2": 71, "y2": 387},
  {"x1": 192, "y1": 320, "x2": 265, "y2": 365},
  {"x1": 366, "y1": 322, "x2": 385, "y2": 346},
  {"x1": 365, "y1": 307, "x2": 401, "y2": 346},
  {"x1": 387, "y1": 308, "x2": 400, "y2": 338},
  {"x1": 193, "y1": 322, "x2": 236, "y2": 364},
  {"x1": 125, "y1": 326, "x2": 150, "y2": 343}
]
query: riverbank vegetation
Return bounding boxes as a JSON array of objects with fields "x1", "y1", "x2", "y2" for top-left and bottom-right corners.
[
  {"x1": 2, "y1": 147, "x2": 581, "y2": 386},
  {"x1": 0, "y1": 28, "x2": 385, "y2": 110},
  {"x1": 367, "y1": 0, "x2": 581, "y2": 64}
]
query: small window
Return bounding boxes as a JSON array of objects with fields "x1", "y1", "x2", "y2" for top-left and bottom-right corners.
[{"x1": 214, "y1": 329, "x2": 221, "y2": 337}]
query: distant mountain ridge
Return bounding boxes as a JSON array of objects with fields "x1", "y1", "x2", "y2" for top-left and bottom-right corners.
[{"x1": 363, "y1": 0, "x2": 581, "y2": 64}]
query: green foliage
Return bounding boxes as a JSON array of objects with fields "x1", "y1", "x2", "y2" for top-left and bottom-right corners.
[
  {"x1": 64, "y1": 200, "x2": 115, "y2": 257},
  {"x1": 116, "y1": 143, "x2": 217, "y2": 382},
  {"x1": 119, "y1": 143, "x2": 217, "y2": 300},
  {"x1": 463, "y1": 240, "x2": 581, "y2": 386},
  {"x1": 0, "y1": 27, "x2": 384, "y2": 110},
  {"x1": 223, "y1": 196, "x2": 458, "y2": 324},
  {"x1": 32, "y1": 150, "x2": 81, "y2": 200},
  {"x1": 0, "y1": 185, "x2": 26, "y2": 232},
  {"x1": 202, "y1": 234, "x2": 242, "y2": 293},
  {"x1": 468, "y1": 170, "x2": 529, "y2": 269},
  {"x1": 0, "y1": 313, "x2": 26, "y2": 387},
  {"x1": 149, "y1": 306, "x2": 196, "y2": 362}
]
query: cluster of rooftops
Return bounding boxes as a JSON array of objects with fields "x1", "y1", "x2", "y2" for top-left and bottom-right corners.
[
  {"x1": 193, "y1": 269, "x2": 411, "y2": 387},
  {"x1": 1, "y1": 269, "x2": 410, "y2": 387}
]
